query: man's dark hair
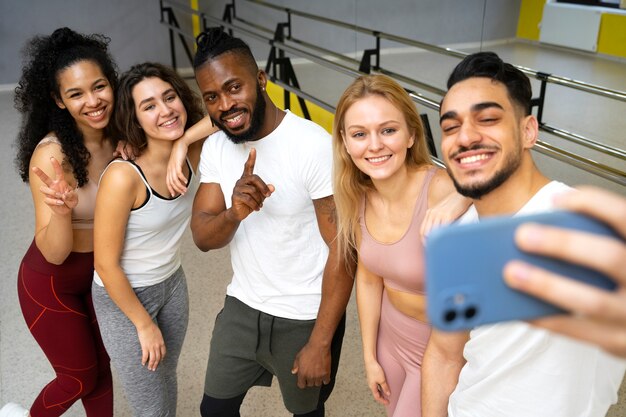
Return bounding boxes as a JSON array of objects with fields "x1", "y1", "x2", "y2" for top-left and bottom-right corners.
[
  {"x1": 446, "y1": 52, "x2": 532, "y2": 116},
  {"x1": 193, "y1": 27, "x2": 257, "y2": 71}
]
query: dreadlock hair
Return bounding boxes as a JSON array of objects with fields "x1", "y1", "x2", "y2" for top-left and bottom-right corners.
[
  {"x1": 113, "y1": 62, "x2": 205, "y2": 155},
  {"x1": 193, "y1": 27, "x2": 258, "y2": 72},
  {"x1": 14, "y1": 27, "x2": 118, "y2": 186},
  {"x1": 446, "y1": 52, "x2": 532, "y2": 117}
]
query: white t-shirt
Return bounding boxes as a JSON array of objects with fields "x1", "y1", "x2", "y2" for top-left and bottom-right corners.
[
  {"x1": 199, "y1": 111, "x2": 332, "y2": 320},
  {"x1": 448, "y1": 181, "x2": 626, "y2": 417}
]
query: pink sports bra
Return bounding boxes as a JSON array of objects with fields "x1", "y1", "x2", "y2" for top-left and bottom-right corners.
[
  {"x1": 358, "y1": 167, "x2": 437, "y2": 295},
  {"x1": 36, "y1": 135, "x2": 96, "y2": 230}
]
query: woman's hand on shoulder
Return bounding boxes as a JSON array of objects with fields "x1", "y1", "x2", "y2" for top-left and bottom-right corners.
[
  {"x1": 112, "y1": 140, "x2": 138, "y2": 161},
  {"x1": 421, "y1": 168, "x2": 471, "y2": 241}
]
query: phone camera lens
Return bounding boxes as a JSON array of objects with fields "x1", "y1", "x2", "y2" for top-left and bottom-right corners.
[
  {"x1": 464, "y1": 306, "x2": 477, "y2": 319},
  {"x1": 444, "y1": 309, "x2": 457, "y2": 323}
]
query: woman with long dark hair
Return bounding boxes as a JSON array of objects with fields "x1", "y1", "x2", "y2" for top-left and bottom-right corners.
[{"x1": 3, "y1": 27, "x2": 118, "y2": 417}]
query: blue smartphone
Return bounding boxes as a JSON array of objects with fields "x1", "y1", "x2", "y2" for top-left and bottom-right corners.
[{"x1": 425, "y1": 210, "x2": 619, "y2": 331}]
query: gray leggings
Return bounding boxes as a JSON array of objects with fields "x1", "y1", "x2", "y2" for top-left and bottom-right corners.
[{"x1": 92, "y1": 266, "x2": 189, "y2": 417}]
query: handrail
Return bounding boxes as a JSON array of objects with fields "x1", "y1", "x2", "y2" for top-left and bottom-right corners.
[
  {"x1": 159, "y1": 0, "x2": 626, "y2": 186},
  {"x1": 242, "y1": 0, "x2": 626, "y2": 103},
  {"x1": 516, "y1": 66, "x2": 626, "y2": 102},
  {"x1": 270, "y1": 78, "x2": 335, "y2": 113},
  {"x1": 235, "y1": 0, "x2": 626, "y2": 160},
  {"x1": 235, "y1": 15, "x2": 361, "y2": 65},
  {"x1": 540, "y1": 124, "x2": 626, "y2": 160},
  {"x1": 229, "y1": 14, "x2": 447, "y2": 96},
  {"x1": 534, "y1": 141, "x2": 626, "y2": 185}
]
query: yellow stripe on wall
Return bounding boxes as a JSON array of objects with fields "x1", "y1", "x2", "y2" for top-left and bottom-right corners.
[
  {"x1": 517, "y1": 0, "x2": 545, "y2": 41},
  {"x1": 597, "y1": 13, "x2": 626, "y2": 58},
  {"x1": 266, "y1": 82, "x2": 335, "y2": 134},
  {"x1": 191, "y1": 0, "x2": 200, "y2": 40},
  {"x1": 517, "y1": 0, "x2": 626, "y2": 59}
]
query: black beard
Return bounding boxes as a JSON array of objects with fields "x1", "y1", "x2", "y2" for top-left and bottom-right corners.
[
  {"x1": 211, "y1": 84, "x2": 267, "y2": 144},
  {"x1": 447, "y1": 145, "x2": 522, "y2": 200}
]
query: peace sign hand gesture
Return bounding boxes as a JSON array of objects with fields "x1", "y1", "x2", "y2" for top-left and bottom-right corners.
[
  {"x1": 228, "y1": 148, "x2": 275, "y2": 222},
  {"x1": 32, "y1": 157, "x2": 78, "y2": 216}
]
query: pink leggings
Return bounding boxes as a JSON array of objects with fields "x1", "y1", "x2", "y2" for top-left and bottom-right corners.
[
  {"x1": 17, "y1": 240, "x2": 113, "y2": 417},
  {"x1": 377, "y1": 290, "x2": 431, "y2": 417}
]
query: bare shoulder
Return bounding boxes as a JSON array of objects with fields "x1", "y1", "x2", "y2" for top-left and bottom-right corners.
[
  {"x1": 99, "y1": 161, "x2": 141, "y2": 192},
  {"x1": 29, "y1": 137, "x2": 64, "y2": 169},
  {"x1": 28, "y1": 137, "x2": 74, "y2": 188}
]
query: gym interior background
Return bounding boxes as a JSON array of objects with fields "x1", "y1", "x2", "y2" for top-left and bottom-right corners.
[{"x1": 1, "y1": 0, "x2": 624, "y2": 415}]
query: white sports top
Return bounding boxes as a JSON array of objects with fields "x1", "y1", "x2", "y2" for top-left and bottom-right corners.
[{"x1": 93, "y1": 159, "x2": 198, "y2": 288}]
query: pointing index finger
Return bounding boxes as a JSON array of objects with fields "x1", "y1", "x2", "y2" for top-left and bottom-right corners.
[{"x1": 242, "y1": 148, "x2": 256, "y2": 178}]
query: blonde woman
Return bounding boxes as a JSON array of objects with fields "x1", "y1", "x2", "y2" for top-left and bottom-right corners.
[{"x1": 332, "y1": 75, "x2": 468, "y2": 416}]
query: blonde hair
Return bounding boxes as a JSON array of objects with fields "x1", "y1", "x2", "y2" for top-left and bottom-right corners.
[{"x1": 332, "y1": 74, "x2": 432, "y2": 262}]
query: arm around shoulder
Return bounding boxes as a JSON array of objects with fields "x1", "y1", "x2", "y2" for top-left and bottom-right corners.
[
  {"x1": 421, "y1": 167, "x2": 471, "y2": 239},
  {"x1": 167, "y1": 116, "x2": 219, "y2": 196}
]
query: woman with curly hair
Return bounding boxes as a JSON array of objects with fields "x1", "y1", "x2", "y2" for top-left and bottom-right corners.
[
  {"x1": 91, "y1": 62, "x2": 216, "y2": 417},
  {"x1": 332, "y1": 75, "x2": 469, "y2": 417},
  {"x1": 2, "y1": 27, "x2": 118, "y2": 417}
]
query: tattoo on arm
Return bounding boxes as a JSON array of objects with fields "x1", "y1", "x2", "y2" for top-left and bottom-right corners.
[{"x1": 315, "y1": 196, "x2": 336, "y2": 225}]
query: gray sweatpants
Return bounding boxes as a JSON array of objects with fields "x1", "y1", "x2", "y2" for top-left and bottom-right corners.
[{"x1": 92, "y1": 266, "x2": 189, "y2": 417}]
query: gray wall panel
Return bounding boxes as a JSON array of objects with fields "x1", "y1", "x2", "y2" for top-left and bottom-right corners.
[
  {"x1": 0, "y1": 0, "x2": 188, "y2": 85},
  {"x1": 0, "y1": 0, "x2": 521, "y2": 84}
]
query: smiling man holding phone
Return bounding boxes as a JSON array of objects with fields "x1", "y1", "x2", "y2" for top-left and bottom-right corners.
[{"x1": 421, "y1": 52, "x2": 626, "y2": 417}]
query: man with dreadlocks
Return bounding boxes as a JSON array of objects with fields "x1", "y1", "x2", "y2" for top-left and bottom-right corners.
[{"x1": 188, "y1": 27, "x2": 354, "y2": 417}]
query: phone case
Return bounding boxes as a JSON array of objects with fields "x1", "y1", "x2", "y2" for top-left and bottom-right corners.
[{"x1": 425, "y1": 210, "x2": 619, "y2": 331}]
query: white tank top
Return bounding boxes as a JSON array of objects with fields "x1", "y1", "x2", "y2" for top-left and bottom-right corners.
[{"x1": 93, "y1": 159, "x2": 198, "y2": 288}]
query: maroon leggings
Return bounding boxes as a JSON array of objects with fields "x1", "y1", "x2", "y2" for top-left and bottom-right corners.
[{"x1": 17, "y1": 240, "x2": 113, "y2": 417}]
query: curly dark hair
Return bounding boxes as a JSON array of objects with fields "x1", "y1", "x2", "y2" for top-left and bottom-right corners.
[
  {"x1": 113, "y1": 62, "x2": 205, "y2": 154},
  {"x1": 14, "y1": 27, "x2": 119, "y2": 186}
]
